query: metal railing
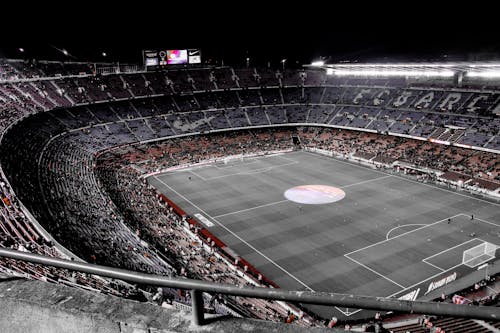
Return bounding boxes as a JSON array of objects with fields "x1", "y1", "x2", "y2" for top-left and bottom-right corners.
[{"x1": 0, "y1": 248, "x2": 499, "y2": 326}]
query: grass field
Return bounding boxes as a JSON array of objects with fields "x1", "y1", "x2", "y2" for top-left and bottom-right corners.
[{"x1": 148, "y1": 151, "x2": 500, "y2": 318}]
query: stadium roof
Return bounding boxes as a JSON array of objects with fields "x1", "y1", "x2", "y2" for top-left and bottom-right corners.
[{"x1": 310, "y1": 62, "x2": 500, "y2": 78}]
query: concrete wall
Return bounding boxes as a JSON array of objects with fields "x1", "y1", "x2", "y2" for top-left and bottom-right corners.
[{"x1": 0, "y1": 277, "x2": 343, "y2": 333}]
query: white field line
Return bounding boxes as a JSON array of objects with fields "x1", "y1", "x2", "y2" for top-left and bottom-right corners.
[
  {"x1": 189, "y1": 170, "x2": 207, "y2": 181},
  {"x1": 303, "y1": 150, "x2": 500, "y2": 208},
  {"x1": 154, "y1": 173, "x2": 361, "y2": 317},
  {"x1": 463, "y1": 256, "x2": 497, "y2": 269},
  {"x1": 154, "y1": 152, "x2": 500, "y2": 316},
  {"x1": 387, "y1": 261, "x2": 466, "y2": 298},
  {"x1": 344, "y1": 254, "x2": 406, "y2": 289},
  {"x1": 153, "y1": 175, "x2": 314, "y2": 292},
  {"x1": 460, "y1": 214, "x2": 500, "y2": 228},
  {"x1": 345, "y1": 214, "x2": 463, "y2": 256},
  {"x1": 214, "y1": 159, "x2": 262, "y2": 169},
  {"x1": 157, "y1": 155, "x2": 360, "y2": 317},
  {"x1": 422, "y1": 261, "x2": 446, "y2": 272},
  {"x1": 336, "y1": 308, "x2": 363, "y2": 316},
  {"x1": 214, "y1": 153, "x2": 295, "y2": 166},
  {"x1": 388, "y1": 238, "x2": 498, "y2": 298},
  {"x1": 200, "y1": 161, "x2": 299, "y2": 181},
  {"x1": 486, "y1": 285, "x2": 499, "y2": 294},
  {"x1": 386, "y1": 224, "x2": 426, "y2": 240},
  {"x1": 422, "y1": 238, "x2": 482, "y2": 262},
  {"x1": 344, "y1": 213, "x2": 474, "y2": 290},
  {"x1": 340, "y1": 175, "x2": 392, "y2": 189},
  {"x1": 213, "y1": 199, "x2": 289, "y2": 219},
  {"x1": 276, "y1": 154, "x2": 299, "y2": 163}
]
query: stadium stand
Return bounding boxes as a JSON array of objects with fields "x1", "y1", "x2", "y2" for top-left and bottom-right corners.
[{"x1": 0, "y1": 59, "x2": 499, "y2": 330}]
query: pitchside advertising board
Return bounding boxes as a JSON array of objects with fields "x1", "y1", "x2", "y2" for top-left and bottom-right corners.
[{"x1": 143, "y1": 49, "x2": 201, "y2": 68}]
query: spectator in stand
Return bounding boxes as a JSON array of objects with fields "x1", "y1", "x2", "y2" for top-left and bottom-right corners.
[
  {"x1": 327, "y1": 316, "x2": 338, "y2": 328},
  {"x1": 152, "y1": 287, "x2": 164, "y2": 305}
]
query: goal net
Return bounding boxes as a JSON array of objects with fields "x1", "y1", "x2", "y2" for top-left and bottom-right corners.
[{"x1": 462, "y1": 242, "x2": 498, "y2": 268}]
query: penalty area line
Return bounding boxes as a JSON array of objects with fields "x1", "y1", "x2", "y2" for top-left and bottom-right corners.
[
  {"x1": 340, "y1": 175, "x2": 392, "y2": 189},
  {"x1": 345, "y1": 213, "x2": 463, "y2": 257},
  {"x1": 344, "y1": 254, "x2": 406, "y2": 289}
]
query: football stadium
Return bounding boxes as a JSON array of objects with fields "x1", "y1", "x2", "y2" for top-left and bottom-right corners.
[{"x1": 0, "y1": 40, "x2": 499, "y2": 332}]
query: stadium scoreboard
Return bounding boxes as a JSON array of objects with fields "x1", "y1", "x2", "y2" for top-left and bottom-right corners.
[{"x1": 143, "y1": 49, "x2": 201, "y2": 68}]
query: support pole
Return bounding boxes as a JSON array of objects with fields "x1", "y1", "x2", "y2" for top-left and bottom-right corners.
[{"x1": 191, "y1": 289, "x2": 204, "y2": 325}]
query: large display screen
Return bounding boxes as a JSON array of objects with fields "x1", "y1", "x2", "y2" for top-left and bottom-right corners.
[
  {"x1": 166, "y1": 49, "x2": 188, "y2": 64},
  {"x1": 144, "y1": 49, "x2": 200, "y2": 67}
]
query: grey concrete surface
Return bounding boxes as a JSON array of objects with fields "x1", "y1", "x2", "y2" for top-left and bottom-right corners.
[{"x1": 0, "y1": 277, "x2": 345, "y2": 333}]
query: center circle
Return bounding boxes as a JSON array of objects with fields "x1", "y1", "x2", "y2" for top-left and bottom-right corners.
[{"x1": 284, "y1": 185, "x2": 346, "y2": 204}]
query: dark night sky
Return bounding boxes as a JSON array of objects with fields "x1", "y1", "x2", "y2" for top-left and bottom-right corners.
[{"x1": 2, "y1": 5, "x2": 499, "y2": 66}]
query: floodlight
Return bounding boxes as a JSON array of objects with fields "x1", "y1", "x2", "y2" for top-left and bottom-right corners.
[{"x1": 333, "y1": 69, "x2": 454, "y2": 77}]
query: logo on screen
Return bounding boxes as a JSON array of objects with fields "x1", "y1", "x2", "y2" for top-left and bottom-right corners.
[
  {"x1": 189, "y1": 49, "x2": 200, "y2": 56},
  {"x1": 146, "y1": 58, "x2": 159, "y2": 66}
]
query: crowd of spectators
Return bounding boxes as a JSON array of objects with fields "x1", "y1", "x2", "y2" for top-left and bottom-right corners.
[
  {"x1": 379, "y1": 274, "x2": 500, "y2": 332},
  {"x1": 95, "y1": 128, "x2": 315, "y2": 324},
  {"x1": 0, "y1": 58, "x2": 499, "y2": 150},
  {"x1": 0, "y1": 171, "x2": 140, "y2": 300},
  {"x1": 94, "y1": 127, "x2": 500, "y2": 331},
  {"x1": 0, "y1": 59, "x2": 499, "y2": 329},
  {"x1": 299, "y1": 127, "x2": 499, "y2": 189}
]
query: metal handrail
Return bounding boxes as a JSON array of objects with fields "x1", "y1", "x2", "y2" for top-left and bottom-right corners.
[{"x1": 0, "y1": 248, "x2": 498, "y2": 325}]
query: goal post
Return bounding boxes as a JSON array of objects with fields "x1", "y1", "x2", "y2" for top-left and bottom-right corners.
[{"x1": 462, "y1": 242, "x2": 498, "y2": 268}]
